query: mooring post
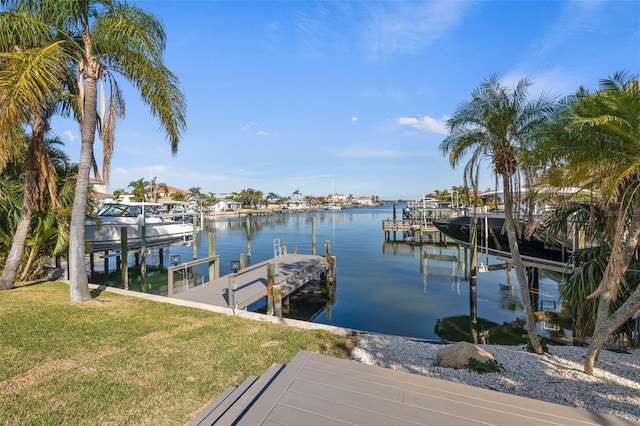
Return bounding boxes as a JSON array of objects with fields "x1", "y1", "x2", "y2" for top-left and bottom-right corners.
[
  {"x1": 274, "y1": 285, "x2": 283, "y2": 318},
  {"x1": 239, "y1": 253, "x2": 245, "y2": 270},
  {"x1": 527, "y1": 267, "x2": 539, "y2": 311},
  {"x1": 469, "y1": 216, "x2": 479, "y2": 344},
  {"x1": 267, "y1": 262, "x2": 275, "y2": 315},
  {"x1": 120, "y1": 227, "x2": 128, "y2": 290},
  {"x1": 311, "y1": 216, "x2": 317, "y2": 255},
  {"x1": 208, "y1": 231, "x2": 216, "y2": 280},
  {"x1": 192, "y1": 218, "x2": 198, "y2": 260},
  {"x1": 140, "y1": 215, "x2": 147, "y2": 277},
  {"x1": 168, "y1": 267, "x2": 174, "y2": 297},
  {"x1": 282, "y1": 242, "x2": 287, "y2": 256},
  {"x1": 245, "y1": 216, "x2": 252, "y2": 263}
]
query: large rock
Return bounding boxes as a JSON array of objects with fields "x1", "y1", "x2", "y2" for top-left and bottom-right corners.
[{"x1": 435, "y1": 341, "x2": 495, "y2": 369}]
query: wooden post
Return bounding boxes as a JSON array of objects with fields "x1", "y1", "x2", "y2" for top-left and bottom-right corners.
[
  {"x1": 192, "y1": 218, "x2": 198, "y2": 260},
  {"x1": 527, "y1": 267, "x2": 539, "y2": 311},
  {"x1": 245, "y1": 216, "x2": 252, "y2": 263},
  {"x1": 239, "y1": 253, "x2": 245, "y2": 270},
  {"x1": 140, "y1": 219, "x2": 147, "y2": 277},
  {"x1": 282, "y1": 242, "x2": 287, "y2": 256},
  {"x1": 274, "y1": 285, "x2": 283, "y2": 318},
  {"x1": 168, "y1": 267, "x2": 174, "y2": 297},
  {"x1": 227, "y1": 275, "x2": 235, "y2": 308},
  {"x1": 469, "y1": 216, "x2": 478, "y2": 344},
  {"x1": 324, "y1": 241, "x2": 331, "y2": 262},
  {"x1": 208, "y1": 231, "x2": 217, "y2": 280},
  {"x1": 330, "y1": 256, "x2": 337, "y2": 284},
  {"x1": 121, "y1": 227, "x2": 128, "y2": 290},
  {"x1": 311, "y1": 216, "x2": 317, "y2": 255},
  {"x1": 267, "y1": 262, "x2": 275, "y2": 315}
]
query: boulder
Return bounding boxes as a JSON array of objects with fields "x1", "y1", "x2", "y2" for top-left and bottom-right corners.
[
  {"x1": 435, "y1": 341, "x2": 495, "y2": 369},
  {"x1": 41, "y1": 267, "x2": 64, "y2": 281}
]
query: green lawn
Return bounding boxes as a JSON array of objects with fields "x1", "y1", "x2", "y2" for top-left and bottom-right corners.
[{"x1": 0, "y1": 282, "x2": 356, "y2": 425}]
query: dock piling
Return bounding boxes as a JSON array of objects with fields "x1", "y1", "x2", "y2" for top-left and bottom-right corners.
[
  {"x1": 267, "y1": 262, "x2": 275, "y2": 315},
  {"x1": 120, "y1": 227, "x2": 129, "y2": 289}
]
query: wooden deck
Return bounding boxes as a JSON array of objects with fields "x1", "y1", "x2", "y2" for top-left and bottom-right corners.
[
  {"x1": 192, "y1": 350, "x2": 629, "y2": 426},
  {"x1": 173, "y1": 254, "x2": 330, "y2": 309}
]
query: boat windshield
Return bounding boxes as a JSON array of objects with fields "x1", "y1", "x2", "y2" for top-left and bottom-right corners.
[{"x1": 96, "y1": 203, "x2": 162, "y2": 217}]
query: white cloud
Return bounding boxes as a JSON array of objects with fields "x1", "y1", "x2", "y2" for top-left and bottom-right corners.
[
  {"x1": 364, "y1": 1, "x2": 472, "y2": 60},
  {"x1": 351, "y1": 116, "x2": 359, "y2": 122},
  {"x1": 63, "y1": 130, "x2": 76, "y2": 141},
  {"x1": 395, "y1": 115, "x2": 449, "y2": 135},
  {"x1": 257, "y1": 130, "x2": 270, "y2": 136},
  {"x1": 240, "y1": 121, "x2": 259, "y2": 132}
]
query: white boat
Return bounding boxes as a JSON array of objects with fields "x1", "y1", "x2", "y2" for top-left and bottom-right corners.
[{"x1": 85, "y1": 201, "x2": 194, "y2": 252}]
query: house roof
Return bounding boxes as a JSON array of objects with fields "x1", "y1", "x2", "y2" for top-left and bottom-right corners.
[{"x1": 158, "y1": 185, "x2": 189, "y2": 194}]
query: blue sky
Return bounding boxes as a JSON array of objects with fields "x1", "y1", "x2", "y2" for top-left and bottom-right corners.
[{"x1": 50, "y1": 0, "x2": 639, "y2": 200}]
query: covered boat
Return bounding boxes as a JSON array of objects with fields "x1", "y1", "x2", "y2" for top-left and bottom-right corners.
[{"x1": 433, "y1": 214, "x2": 572, "y2": 265}]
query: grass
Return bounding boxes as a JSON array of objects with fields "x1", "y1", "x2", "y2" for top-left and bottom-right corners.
[{"x1": 0, "y1": 281, "x2": 357, "y2": 425}]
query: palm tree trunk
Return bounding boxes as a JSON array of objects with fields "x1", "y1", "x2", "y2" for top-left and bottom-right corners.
[
  {"x1": 18, "y1": 236, "x2": 40, "y2": 282},
  {"x1": 68, "y1": 73, "x2": 99, "y2": 302},
  {"x1": 584, "y1": 195, "x2": 640, "y2": 374},
  {"x1": 0, "y1": 211, "x2": 30, "y2": 289},
  {"x1": 502, "y1": 176, "x2": 543, "y2": 354},
  {"x1": 0, "y1": 117, "x2": 48, "y2": 290}
]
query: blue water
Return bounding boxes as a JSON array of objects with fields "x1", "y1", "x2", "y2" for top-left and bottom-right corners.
[{"x1": 94, "y1": 205, "x2": 564, "y2": 341}]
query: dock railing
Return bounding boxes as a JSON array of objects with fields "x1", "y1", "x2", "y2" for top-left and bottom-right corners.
[
  {"x1": 226, "y1": 262, "x2": 267, "y2": 309},
  {"x1": 167, "y1": 255, "x2": 220, "y2": 296}
]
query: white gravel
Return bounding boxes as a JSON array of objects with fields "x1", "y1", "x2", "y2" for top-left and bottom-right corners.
[{"x1": 351, "y1": 333, "x2": 640, "y2": 423}]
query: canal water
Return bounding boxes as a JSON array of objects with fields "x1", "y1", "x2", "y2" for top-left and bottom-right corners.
[{"x1": 90, "y1": 205, "x2": 566, "y2": 343}]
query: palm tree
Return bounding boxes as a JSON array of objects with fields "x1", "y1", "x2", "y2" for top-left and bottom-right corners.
[
  {"x1": 19, "y1": 150, "x2": 77, "y2": 281},
  {"x1": 0, "y1": 3, "x2": 76, "y2": 290},
  {"x1": 5, "y1": 0, "x2": 186, "y2": 301},
  {"x1": 542, "y1": 71, "x2": 640, "y2": 374},
  {"x1": 128, "y1": 178, "x2": 149, "y2": 202},
  {"x1": 112, "y1": 188, "x2": 125, "y2": 201},
  {"x1": 440, "y1": 75, "x2": 557, "y2": 354}
]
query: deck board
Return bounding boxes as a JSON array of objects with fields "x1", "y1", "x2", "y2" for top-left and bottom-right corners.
[{"x1": 229, "y1": 350, "x2": 630, "y2": 426}]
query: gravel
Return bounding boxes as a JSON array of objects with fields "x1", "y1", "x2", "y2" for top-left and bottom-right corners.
[{"x1": 351, "y1": 333, "x2": 640, "y2": 423}]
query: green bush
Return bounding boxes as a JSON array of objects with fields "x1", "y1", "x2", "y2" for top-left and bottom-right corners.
[{"x1": 467, "y1": 358, "x2": 504, "y2": 374}]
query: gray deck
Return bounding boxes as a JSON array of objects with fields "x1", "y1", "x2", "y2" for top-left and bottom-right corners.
[
  {"x1": 194, "y1": 350, "x2": 631, "y2": 426},
  {"x1": 173, "y1": 254, "x2": 329, "y2": 309}
]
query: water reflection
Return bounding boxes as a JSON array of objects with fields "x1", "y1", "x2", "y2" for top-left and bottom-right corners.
[{"x1": 89, "y1": 207, "x2": 571, "y2": 342}]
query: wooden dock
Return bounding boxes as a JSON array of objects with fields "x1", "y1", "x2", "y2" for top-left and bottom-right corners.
[{"x1": 172, "y1": 254, "x2": 333, "y2": 310}]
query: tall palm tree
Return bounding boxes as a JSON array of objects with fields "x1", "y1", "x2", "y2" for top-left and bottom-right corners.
[
  {"x1": 5, "y1": 0, "x2": 186, "y2": 301},
  {"x1": 542, "y1": 71, "x2": 640, "y2": 374},
  {"x1": 440, "y1": 75, "x2": 557, "y2": 354},
  {"x1": 0, "y1": 6, "x2": 73, "y2": 289}
]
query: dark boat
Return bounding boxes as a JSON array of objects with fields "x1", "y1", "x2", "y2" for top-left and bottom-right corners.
[{"x1": 433, "y1": 214, "x2": 572, "y2": 265}]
